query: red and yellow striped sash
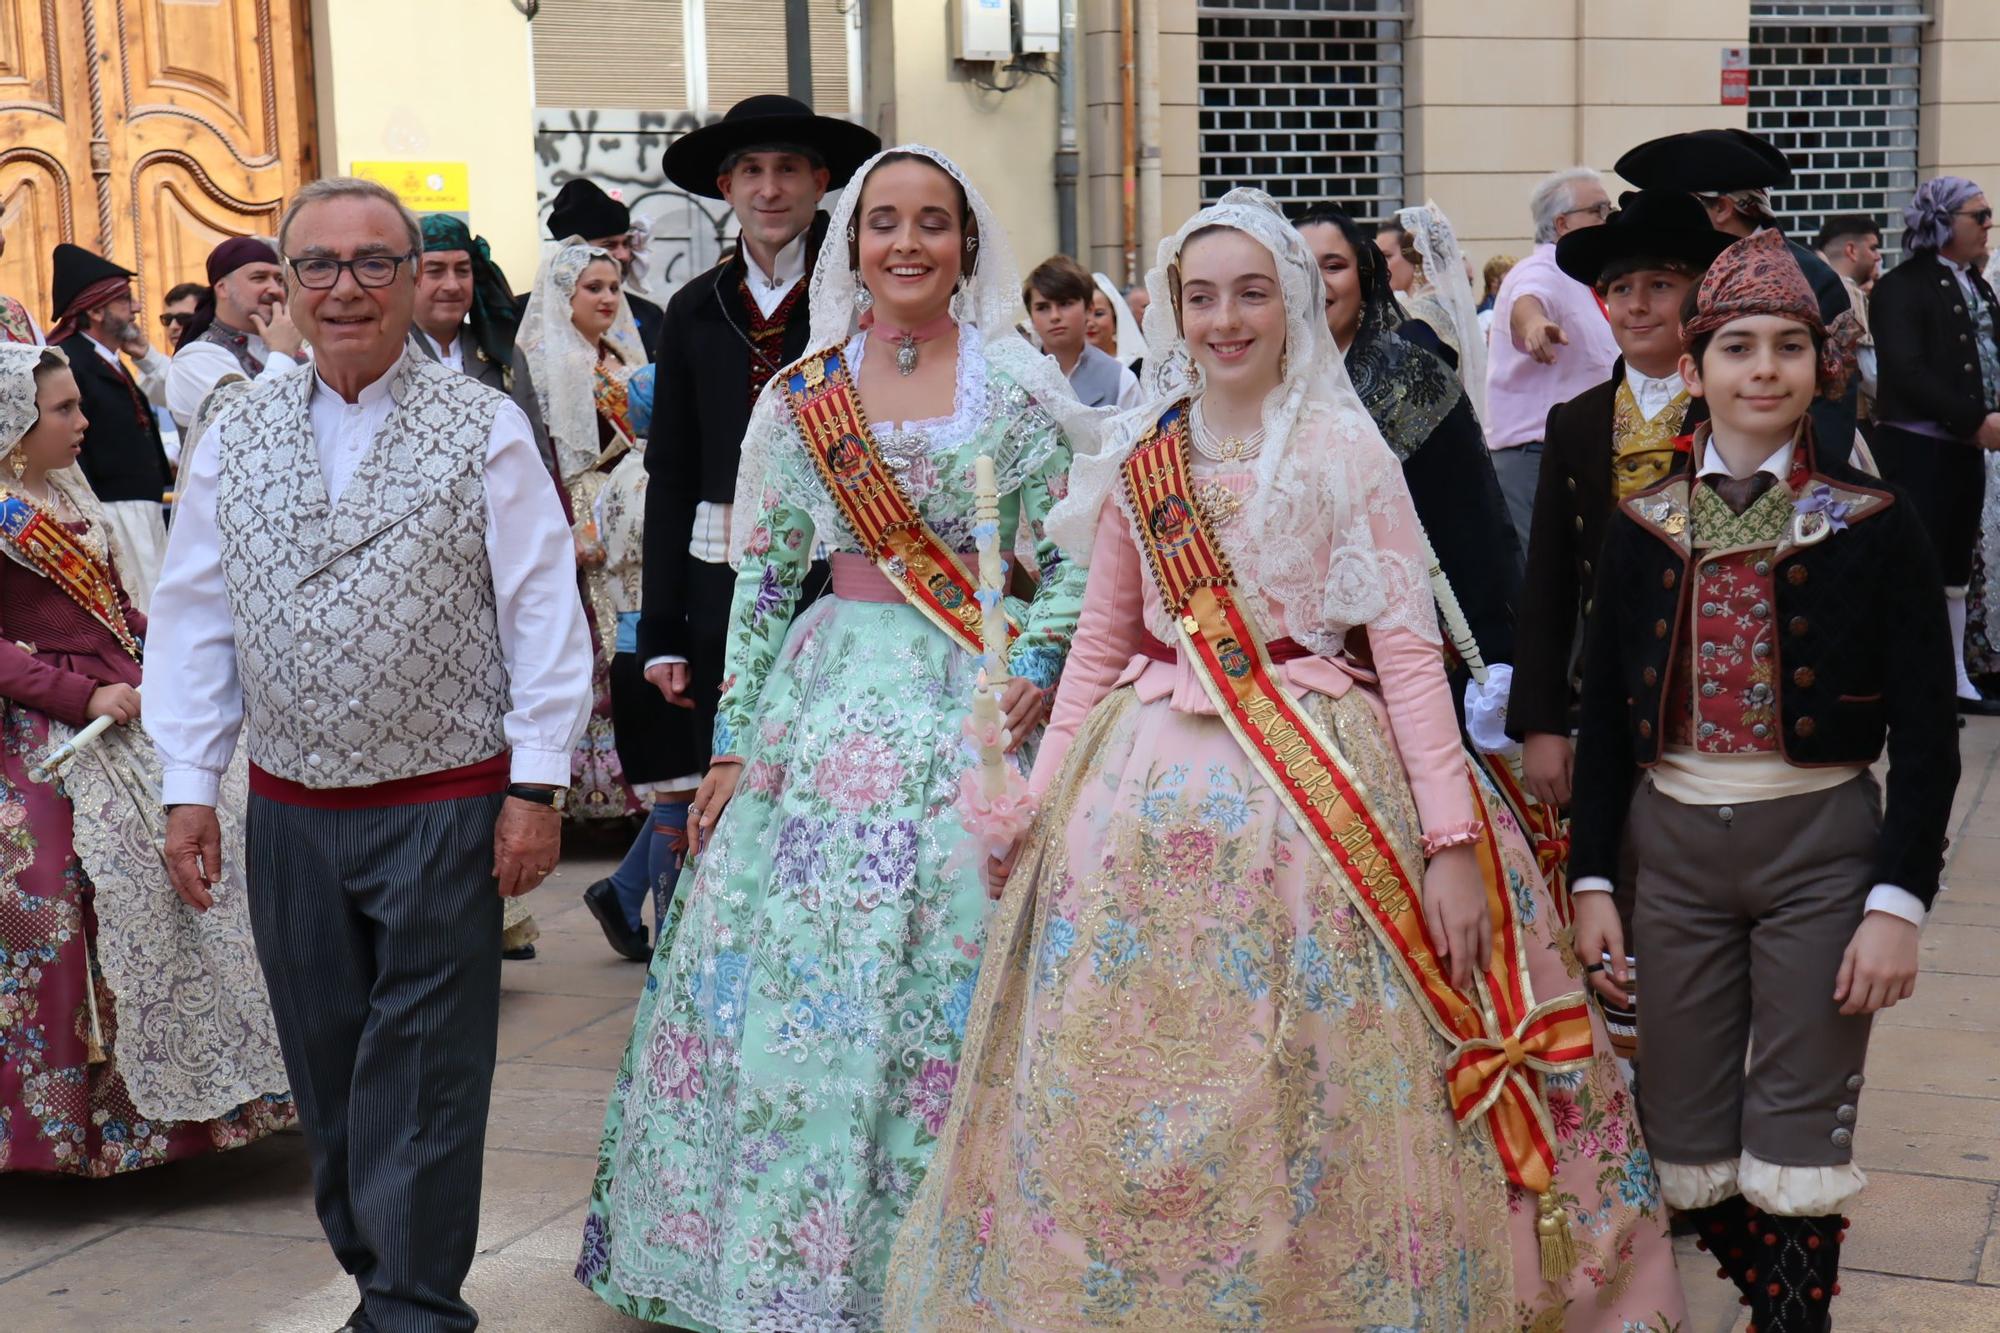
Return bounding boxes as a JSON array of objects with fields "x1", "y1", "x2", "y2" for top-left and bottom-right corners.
[{"x1": 780, "y1": 347, "x2": 1016, "y2": 656}]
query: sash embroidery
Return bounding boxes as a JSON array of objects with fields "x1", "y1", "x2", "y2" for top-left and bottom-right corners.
[
  {"x1": 0, "y1": 493, "x2": 141, "y2": 660},
  {"x1": 1120, "y1": 403, "x2": 1594, "y2": 1217},
  {"x1": 779, "y1": 346, "x2": 1017, "y2": 656}
]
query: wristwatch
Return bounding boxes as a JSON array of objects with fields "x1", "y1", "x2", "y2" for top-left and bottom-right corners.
[{"x1": 507, "y1": 783, "x2": 568, "y2": 813}]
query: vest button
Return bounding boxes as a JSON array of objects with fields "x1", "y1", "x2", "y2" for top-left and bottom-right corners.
[
  {"x1": 1836, "y1": 1103, "x2": 1857, "y2": 1125},
  {"x1": 1699, "y1": 721, "x2": 1718, "y2": 737},
  {"x1": 1847, "y1": 1073, "x2": 1865, "y2": 1092},
  {"x1": 1831, "y1": 1127, "x2": 1852, "y2": 1149},
  {"x1": 1789, "y1": 616, "x2": 1808, "y2": 636},
  {"x1": 1702, "y1": 601, "x2": 1720, "y2": 616},
  {"x1": 1787, "y1": 564, "x2": 1808, "y2": 585},
  {"x1": 1566, "y1": 476, "x2": 1577, "y2": 492},
  {"x1": 1655, "y1": 619, "x2": 1669, "y2": 638},
  {"x1": 1702, "y1": 681, "x2": 1720, "y2": 697},
  {"x1": 1703, "y1": 562, "x2": 1720, "y2": 577},
  {"x1": 1794, "y1": 716, "x2": 1817, "y2": 738},
  {"x1": 1754, "y1": 560, "x2": 1770, "y2": 577},
  {"x1": 1718, "y1": 806, "x2": 1735, "y2": 822},
  {"x1": 1753, "y1": 723, "x2": 1769, "y2": 738},
  {"x1": 1793, "y1": 666, "x2": 1816, "y2": 687},
  {"x1": 1638, "y1": 719, "x2": 1652, "y2": 738},
  {"x1": 1584, "y1": 598, "x2": 1595, "y2": 616},
  {"x1": 1662, "y1": 569, "x2": 1676, "y2": 588},
  {"x1": 1574, "y1": 515, "x2": 1585, "y2": 533},
  {"x1": 1643, "y1": 666, "x2": 1658, "y2": 686},
  {"x1": 1751, "y1": 602, "x2": 1769, "y2": 619},
  {"x1": 1753, "y1": 641, "x2": 1772, "y2": 659},
  {"x1": 1701, "y1": 641, "x2": 1718, "y2": 657}
]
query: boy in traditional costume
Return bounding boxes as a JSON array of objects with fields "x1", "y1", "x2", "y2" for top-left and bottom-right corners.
[{"x1": 1570, "y1": 229, "x2": 1958, "y2": 1333}]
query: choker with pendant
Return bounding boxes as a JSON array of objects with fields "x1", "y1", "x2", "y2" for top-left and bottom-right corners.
[{"x1": 862, "y1": 311, "x2": 957, "y2": 376}]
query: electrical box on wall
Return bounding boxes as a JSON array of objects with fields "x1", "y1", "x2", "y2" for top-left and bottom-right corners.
[
  {"x1": 1019, "y1": 0, "x2": 1060, "y2": 54},
  {"x1": 952, "y1": 0, "x2": 1013, "y2": 63}
]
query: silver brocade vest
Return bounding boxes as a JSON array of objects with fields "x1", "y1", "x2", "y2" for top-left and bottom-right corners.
[{"x1": 213, "y1": 357, "x2": 511, "y2": 787}]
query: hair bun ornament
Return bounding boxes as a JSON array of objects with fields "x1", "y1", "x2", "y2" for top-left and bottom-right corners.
[{"x1": 1817, "y1": 308, "x2": 1863, "y2": 402}]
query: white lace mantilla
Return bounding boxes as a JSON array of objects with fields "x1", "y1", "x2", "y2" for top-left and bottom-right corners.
[{"x1": 54, "y1": 721, "x2": 289, "y2": 1121}]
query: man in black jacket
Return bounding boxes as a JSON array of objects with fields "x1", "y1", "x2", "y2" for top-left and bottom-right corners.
[
  {"x1": 578, "y1": 95, "x2": 876, "y2": 960},
  {"x1": 1615, "y1": 128, "x2": 1859, "y2": 466},
  {"x1": 46, "y1": 243, "x2": 172, "y2": 610},
  {"x1": 1508, "y1": 191, "x2": 1728, "y2": 808},
  {"x1": 1869, "y1": 175, "x2": 2000, "y2": 714}
]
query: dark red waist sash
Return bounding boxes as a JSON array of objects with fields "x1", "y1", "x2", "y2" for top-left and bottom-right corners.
[
  {"x1": 248, "y1": 752, "x2": 510, "y2": 809},
  {"x1": 1137, "y1": 632, "x2": 1311, "y2": 665}
]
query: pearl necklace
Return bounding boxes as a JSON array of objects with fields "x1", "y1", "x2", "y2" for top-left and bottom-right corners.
[{"x1": 1190, "y1": 400, "x2": 1266, "y2": 463}]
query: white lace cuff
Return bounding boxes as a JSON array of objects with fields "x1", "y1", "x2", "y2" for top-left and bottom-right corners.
[
  {"x1": 1462, "y1": 663, "x2": 1518, "y2": 756},
  {"x1": 1656, "y1": 1157, "x2": 1740, "y2": 1210},
  {"x1": 1739, "y1": 1151, "x2": 1867, "y2": 1216}
]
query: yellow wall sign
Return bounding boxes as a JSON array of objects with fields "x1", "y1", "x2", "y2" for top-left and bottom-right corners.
[{"x1": 350, "y1": 161, "x2": 470, "y2": 213}]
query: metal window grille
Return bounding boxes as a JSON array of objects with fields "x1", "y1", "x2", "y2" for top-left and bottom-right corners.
[
  {"x1": 1197, "y1": 2, "x2": 1406, "y2": 222},
  {"x1": 1749, "y1": 1, "x2": 1927, "y2": 264}
]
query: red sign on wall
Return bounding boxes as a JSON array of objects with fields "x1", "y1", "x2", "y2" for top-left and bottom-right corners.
[{"x1": 1721, "y1": 46, "x2": 1749, "y2": 106}]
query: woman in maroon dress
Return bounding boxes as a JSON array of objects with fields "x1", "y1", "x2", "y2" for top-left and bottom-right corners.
[{"x1": 0, "y1": 343, "x2": 291, "y2": 1175}]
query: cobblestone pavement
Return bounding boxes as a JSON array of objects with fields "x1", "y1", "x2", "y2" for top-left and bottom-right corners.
[{"x1": 5, "y1": 725, "x2": 2000, "y2": 1330}]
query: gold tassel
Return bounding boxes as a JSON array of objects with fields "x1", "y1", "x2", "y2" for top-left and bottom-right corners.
[
  {"x1": 1537, "y1": 1189, "x2": 1579, "y2": 1285},
  {"x1": 1527, "y1": 1306, "x2": 1566, "y2": 1333},
  {"x1": 82, "y1": 972, "x2": 107, "y2": 1065}
]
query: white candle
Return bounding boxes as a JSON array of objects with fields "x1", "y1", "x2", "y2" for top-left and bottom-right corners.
[{"x1": 973, "y1": 454, "x2": 1008, "y2": 796}]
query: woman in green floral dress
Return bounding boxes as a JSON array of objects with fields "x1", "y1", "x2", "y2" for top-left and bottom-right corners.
[{"x1": 577, "y1": 145, "x2": 1097, "y2": 1331}]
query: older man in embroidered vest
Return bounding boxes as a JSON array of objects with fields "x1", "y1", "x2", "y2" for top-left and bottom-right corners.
[{"x1": 147, "y1": 177, "x2": 592, "y2": 1333}]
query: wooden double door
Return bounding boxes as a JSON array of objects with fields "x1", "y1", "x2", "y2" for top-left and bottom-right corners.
[{"x1": 0, "y1": 0, "x2": 317, "y2": 328}]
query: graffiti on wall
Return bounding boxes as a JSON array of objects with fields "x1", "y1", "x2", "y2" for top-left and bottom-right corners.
[{"x1": 534, "y1": 108, "x2": 737, "y2": 303}]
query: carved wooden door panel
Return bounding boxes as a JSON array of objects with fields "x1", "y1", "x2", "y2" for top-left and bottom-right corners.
[{"x1": 0, "y1": 0, "x2": 317, "y2": 325}]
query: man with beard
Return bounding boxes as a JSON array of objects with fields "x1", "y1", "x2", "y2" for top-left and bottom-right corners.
[
  {"x1": 165, "y1": 236, "x2": 304, "y2": 428},
  {"x1": 47, "y1": 242, "x2": 173, "y2": 609},
  {"x1": 545, "y1": 179, "x2": 662, "y2": 360},
  {"x1": 408, "y1": 214, "x2": 518, "y2": 392},
  {"x1": 578, "y1": 95, "x2": 876, "y2": 962}
]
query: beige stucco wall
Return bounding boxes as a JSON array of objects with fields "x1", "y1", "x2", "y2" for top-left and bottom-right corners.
[
  {"x1": 310, "y1": 0, "x2": 542, "y2": 284},
  {"x1": 1406, "y1": 0, "x2": 1751, "y2": 267},
  {"x1": 869, "y1": 1, "x2": 1078, "y2": 292},
  {"x1": 1923, "y1": 0, "x2": 2000, "y2": 205}
]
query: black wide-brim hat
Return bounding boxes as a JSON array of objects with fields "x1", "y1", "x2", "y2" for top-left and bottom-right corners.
[
  {"x1": 662, "y1": 94, "x2": 882, "y2": 200},
  {"x1": 1556, "y1": 190, "x2": 1738, "y2": 286},
  {"x1": 1615, "y1": 128, "x2": 1792, "y2": 195}
]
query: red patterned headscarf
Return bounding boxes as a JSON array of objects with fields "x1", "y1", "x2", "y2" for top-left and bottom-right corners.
[{"x1": 1681, "y1": 228, "x2": 1859, "y2": 398}]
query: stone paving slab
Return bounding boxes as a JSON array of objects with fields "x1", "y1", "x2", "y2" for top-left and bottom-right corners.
[{"x1": 4, "y1": 726, "x2": 2000, "y2": 1328}]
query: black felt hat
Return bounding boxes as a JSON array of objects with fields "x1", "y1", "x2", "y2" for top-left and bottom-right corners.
[
  {"x1": 662, "y1": 94, "x2": 882, "y2": 200},
  {"x1": 546, "y1": 179, "x2": 630, "y2": 242},
  {"x1": 1556, "y1": 190, "x2": 1738, "y2": 286},
  {"x1": 1615, "y1": 128, "x2": 1792, "y2": 195},
  {"x1": 49, "y1": 243, "x2": 132, "y2": 319}
]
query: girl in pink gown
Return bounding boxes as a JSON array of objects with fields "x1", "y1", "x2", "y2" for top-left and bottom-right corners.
[{"x1": 885, "y1": 193, "x2": 1688, "y2": 1330}]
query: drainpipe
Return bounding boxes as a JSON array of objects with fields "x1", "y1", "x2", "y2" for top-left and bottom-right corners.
[
  {"x1": 1136, "y1": 0, "x2": 1162, "y2": 266},
  {"x1": 1121, "y1": 0, "x2": 1137, "y2": 283},
  {"x1": 786, "y1": 0, "x2": 813, "y2": 102},
  {"x1": 1055, "y1": 0, "x2": 1080, "y2": 258}
]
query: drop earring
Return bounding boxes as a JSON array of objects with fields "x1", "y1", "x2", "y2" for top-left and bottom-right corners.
[
  {"x1": 7, "y1": 451, "x2": 22, "y2": 481},
  {"x1": 853, "y1": 280, "x2": 873, "y2": 313}
]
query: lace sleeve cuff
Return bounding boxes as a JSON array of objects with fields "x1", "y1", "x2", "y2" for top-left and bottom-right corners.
[{"x1": 1420, "y1": 822, "x2": 1486, "y2": 857}]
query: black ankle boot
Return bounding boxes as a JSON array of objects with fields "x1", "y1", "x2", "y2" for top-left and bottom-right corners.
[
  {"x1": 1745, "y1": 1212, "x2": 1844, "y2": 1333},
  {"x1": 1685, "y1": 1194, "x2": 1760, "y2": 1304}
]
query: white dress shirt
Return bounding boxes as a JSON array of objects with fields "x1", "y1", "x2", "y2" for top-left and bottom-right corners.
[
  {"x1": 1623, "y1": 362, "x2": 1684, "y2": 424},
  {"x1": 147, "y1": 355, "x2": 593, "y2": 806},
  {"x1": 165, "y1": 329, "x2": 303, "y2": 428},
  {"x1": 1572, "y1": 433, "x2": 1926, "y2": 928},
  {"x1": 743, "y1": 230, "x2": 808, "y2": 319},
  {"x1": 417, "y1": 327, "x2": 466, "y2": 375}
]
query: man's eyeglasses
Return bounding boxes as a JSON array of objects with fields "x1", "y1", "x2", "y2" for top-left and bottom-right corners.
[
  {"x1": 286, "y1": 253, "x2": 417, "y2": 289},
  {"x1": 1956, "y1": 208, "x2": 1996, "y2": 227},
  {"x1": 1563, "y1": 201, "x2": 1614, "y2": 221},
  {"x1": 159, "y1": 311, "x2": 192, "y2": 329}
]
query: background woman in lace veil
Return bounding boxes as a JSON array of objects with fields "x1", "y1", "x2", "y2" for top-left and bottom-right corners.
[
  {"x1": 0, "y1": 343, "x2": 292, "y2": 1176},
  {"x1": 1394, "y1": 200, "x2": 1490, "y2": 425},
  {"x1": 884, "y1": 190, "x2": 1686, "y2": 1331},
  {"x1": 576, "y1": 145, "x2": 1093, "y2": 1330}
]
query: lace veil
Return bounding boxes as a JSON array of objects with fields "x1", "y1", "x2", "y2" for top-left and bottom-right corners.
[
  {"x1": 0, "y1": 344, "x2": 112, "y2": 534},
  {"x1": 515, "y1": 238, "x2": 645, "y2": 481},
  {"x1": 1398, "y1": 201, "x2": 1488, "y2": 425},
  {"x1": 1053, "y1": 188, "x2": 1439, "y2": 654},
  {"x1": 728, "y1": 143, "x2": 1099, "y2": 565}
]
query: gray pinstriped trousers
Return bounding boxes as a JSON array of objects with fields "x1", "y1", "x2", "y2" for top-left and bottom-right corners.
[{"x1": 246, "y1": 791, "x2": 505, "y2": 1333}]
